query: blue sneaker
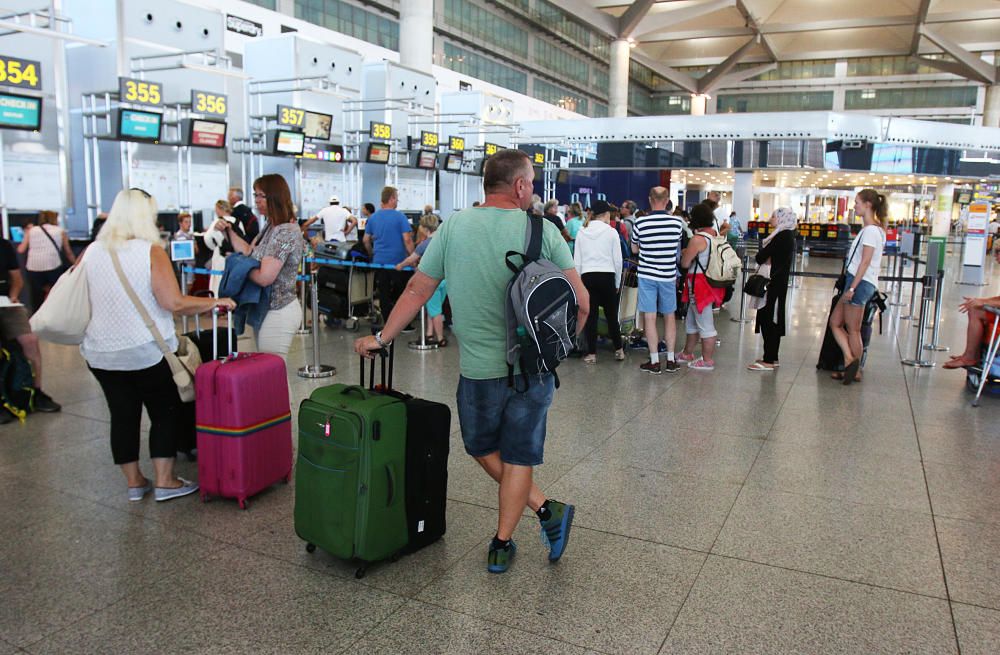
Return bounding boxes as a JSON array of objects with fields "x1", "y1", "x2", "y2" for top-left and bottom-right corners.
[
  {"x1": 539, "y1": 500, "x2": 575, "y2": 562},
  {"x1": 658, "y1": 341, "x2": 667, "y2": 353},
  {"x1": 487, "y1": 539, "x2": 517, "y2": 574}
]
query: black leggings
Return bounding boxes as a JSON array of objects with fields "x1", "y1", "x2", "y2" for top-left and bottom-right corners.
[
  {"x1": 582, "y1": 272, "x2": 622, "y2": 355},
  {"x1": 761, "y1": 321, "x2": 782, "y2": 364},
  {"x1": 89, "y1": 359, "x2": 181, "y2": 465},
  {"x1": 375, "y1": 269, "x2": 413, "y2": 324}
]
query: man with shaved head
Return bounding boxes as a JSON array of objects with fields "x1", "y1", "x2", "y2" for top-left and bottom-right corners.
[{"x1": 632, "y1": 186, "x2": 686, "y2": 374}]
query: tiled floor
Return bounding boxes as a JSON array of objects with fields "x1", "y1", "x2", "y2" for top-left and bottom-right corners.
[{"x1": 4, "y1": 253, "x2": 1000, "y2": 653}]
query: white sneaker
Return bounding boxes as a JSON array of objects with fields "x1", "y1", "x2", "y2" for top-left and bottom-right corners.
[{"x1": 154, "y1": 478, "x2": 199, "y2": 502}]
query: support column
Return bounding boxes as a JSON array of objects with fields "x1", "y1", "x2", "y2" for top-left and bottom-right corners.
[
  {"x1": 985, "y1": 85, "x2": 1000, "y2": 128},
  {"x1": 690, "y1": 94, "x2": 707, "y2": 116},
  {"x1": 399, "y1": 0, "x2": 434, "y2": 74},
  {"x1": 732, "y1": 171, "x2": 754, "y2": 227},
  {"x1": 932, "y1": 183, "x2": 954, "y2": 237},
  {"x1": 609, "y1": 39, "x2": 630, "y2": 118}
]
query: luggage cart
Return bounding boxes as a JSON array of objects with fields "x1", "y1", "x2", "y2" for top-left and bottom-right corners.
[
  {"x1": 597, "y1": 264, "x2": 640, "y2": 342},
  {"x1": 315, "y1": 242, "x2": 375, "y2": 332},
  {"x1": 967, "y1": 306, "x2": 1000, "y2": 407}
]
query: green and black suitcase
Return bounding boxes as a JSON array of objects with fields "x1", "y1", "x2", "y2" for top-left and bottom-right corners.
[{"x1": 294, "y1": 359, "x2": 409, "y2": 579}]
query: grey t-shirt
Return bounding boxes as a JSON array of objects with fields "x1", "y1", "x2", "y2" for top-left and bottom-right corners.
[{"x1": 252, "y1": 223, "x2": 305, "y2": 309}]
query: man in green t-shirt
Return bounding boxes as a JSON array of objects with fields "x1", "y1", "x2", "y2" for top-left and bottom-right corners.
[{"x1": 355, "y1": 149, "x2": 589, "y2": 574}]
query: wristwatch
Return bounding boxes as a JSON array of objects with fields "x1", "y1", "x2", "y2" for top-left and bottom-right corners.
[{"x1": 374, "y1": 330, "x2": 392, "y2": 348}]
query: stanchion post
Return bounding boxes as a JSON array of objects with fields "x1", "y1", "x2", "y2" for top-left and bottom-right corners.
[
  {"x1": 902, "y1": 273, "x2": 935, "y2": 367},
  {"x1": 298, "y1": 270, "x2": 336, "y2": 379},
  {"x1": 180, "y1": 267, "x2": 188, "y2": 334},
  {"x1": 296, "y1": 262, "x2": 311, "y2": 336},
  {"x1": 890, "y1": 248, "x2": 904, "y2": 306},
  {"x1": 731, "y1": 245, "x2": 752, "y2": 324},
  {"x1": 924, "y1": 269, "x2": 950, "y2": 352},
  {"x1": 409, "y1": 305, "x2": 438, "y2": 351},
  {"x1": 901, "y1": 256, "x2": 919, "y2": 320}
]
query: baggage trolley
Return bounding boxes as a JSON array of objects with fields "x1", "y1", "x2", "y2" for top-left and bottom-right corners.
[{"x1": 316, "y1": 256, "x2": 375, "y2": 332}]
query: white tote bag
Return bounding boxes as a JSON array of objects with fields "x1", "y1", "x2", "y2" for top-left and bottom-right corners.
[{"x1": 29, "y1": 262, "x2": 91, "y2": 345}]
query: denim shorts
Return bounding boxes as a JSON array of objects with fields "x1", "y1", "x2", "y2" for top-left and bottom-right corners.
[
  {"x1": 842, "y1": 273, "x2": 877, "y2": 307},
  {"x1": 456, "y1": 373, "x2": 555, "y2": 466},
  {"x1": 637, "y1": 277, "x2": 677, "y2": 314}
]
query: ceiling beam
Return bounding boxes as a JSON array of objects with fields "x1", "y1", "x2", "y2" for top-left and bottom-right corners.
[
  {"x1": 638, "y1": 26, "x2": 756, "y2": 43},
  {"x1": 912, "y1": 56, "x2": 995, "y2": 82},
  {"x1": 734, "y1": 0, "x2": 776, "y2": 61},
  {"x1": 918, "y1": 24, "x2": 996, "y2": 84},
  {"x1": 910, "y1": 0, "x2": 932, "y2": 54},
  {"x1": 697, "y1": 37, "x2": 762, "y2": 94},
  {"x1": 533, "y1": 0, "x2": 619, "y2": 39},
  {"x1": 759, "y1": 15, "x2": 916, "y2": 34},
  {"x1": 618, "y1": 0, "x2": 656, "y2": 39},
  {"x1": 703, "y1": 61, "x2": 777, "y2": 93},
  {"x1": 631, "y1": 51, "x2": 699, "y2": 94},
  {"x1": 631, "y1": 0, "x2": 736, "y2": 41}
]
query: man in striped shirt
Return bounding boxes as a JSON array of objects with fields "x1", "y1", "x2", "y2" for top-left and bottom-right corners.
[{"x1": 632, "y1": 186, "x2": 686, "y2": 374}]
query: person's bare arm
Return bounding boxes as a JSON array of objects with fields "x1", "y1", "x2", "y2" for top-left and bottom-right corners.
[
  {"x1": 150, "y1": 246, "x2": 235, "y2": 315},
  {"x1": 403, "y1": 231, "x2": 415, "y2": 255},
  {"x1": 300, "y1": 215, "x2": 320, "y2": 233},
  {"x1": 363, "y1": 233, "x2": 373, "y2": 255},
  {"x1": 344, "y1": 216, "x2": 358, "y2": 236},
  {"x1": 681, "y1": 235, "x2": 705, "y2": 269},
  {"x1": 217, "y1": 220, "x2": 252, "y2": 255},
  {"x1": 16, "y1": 227, "x2": 29, "y2": 254},
  {"x1": 8, "y1": 268, "x2": 23, "y2": 300},
  {"x1": 248, "y1": 256, "x2": 283, "y2": 287},
  {"x1": 354, "y1": 272, "x2": 440, "y2": 356},
  {"x1": 62, "y1": 233, "x2": 77, "y2": 265},
  {"x1": 396, "y1": 251, "x2": 420, "y2": 270},
  {"x1": 563, "y1": 267, "x2": 590, "y2": 334}
]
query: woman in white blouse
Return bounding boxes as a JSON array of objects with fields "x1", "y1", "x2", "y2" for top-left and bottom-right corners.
[
  {"x1": 18, "y1": 210, "x2": 76, "y2": 311},
  {"x1": 574, "y1": 199, "x2": 624, "y2": 364}
]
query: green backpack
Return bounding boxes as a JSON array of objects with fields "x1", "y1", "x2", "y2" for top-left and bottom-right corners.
[{"x1": 1, "y1": 341, "x2": 35, "y2": 422}]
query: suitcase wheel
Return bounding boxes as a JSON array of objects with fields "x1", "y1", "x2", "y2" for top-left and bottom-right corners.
[
  {"x1": 355, "y1": 566, "x2": 367, "y2": 579},
  {"x1": 305, "y1": 543, "x2": 316, "y2": 554},
  {"x1": 346, "y1": 319, "x2": 359, "y2": 332},
  {"x1": 239, "y1": 499, "x2": 247, "y2": 510},
  {"x1": 284, "y1": 472, "x2": 292, "y2": 484}
]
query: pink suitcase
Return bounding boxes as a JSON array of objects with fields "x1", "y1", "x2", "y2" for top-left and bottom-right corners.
[{"x1": 195, "y1": 312, "x2": 292, "y2": 509}]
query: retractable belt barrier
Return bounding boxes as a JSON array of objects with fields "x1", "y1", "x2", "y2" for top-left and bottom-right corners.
[
  {"x1": 306, "y1": 257, "x2": 414, "y2": 272},
  {"x1": 181, "y1": 266, "x2": 309, "y2": 282}
]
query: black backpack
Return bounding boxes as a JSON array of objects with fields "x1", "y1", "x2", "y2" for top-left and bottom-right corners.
[{"x1": 504, "y1": 215, "x2": 578, "y2": 391}]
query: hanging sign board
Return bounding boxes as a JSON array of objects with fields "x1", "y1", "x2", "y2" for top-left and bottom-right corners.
[
  {"x1": 420, "y1": 131, "x2": 439, "y2": 148},
  {"x1": 119, "y1": 77, "x2": 162, "y2": 107},
  {"x1": 0, "y1": 55, "x2": 41, "y2": 90},
  {"x1": 449, "y1": 136, "x2": 465, "y2": 152},
  {"x1": 276, "y1": 105, "x2": 306, "y2": 129},
  {"x1": 484, "y1": 142, "x2": 500, "y2": 157},
  {"x1": 191, "y1": 90, "x2": 227, "y2": 117},
  {"x1": 0, "y1": 92, "x2": 41, "y2": 131},
  {"x1": 369, "y1": 121, "x2": 391, "y2": 141}
]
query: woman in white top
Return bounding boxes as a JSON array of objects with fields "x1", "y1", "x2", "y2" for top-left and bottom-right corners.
[
  {"x1": 574, "y1": 199, "x2": 624, "y2": 363},
  {"x1": 17, "y1": 210, "x2": 76, "y2": 311},
  {"x1": 82, "y1": 188, "x2": 236, "y2": 503},
  {"x1": 829, "y1": 189, "x2": 886, "y2": 385}
]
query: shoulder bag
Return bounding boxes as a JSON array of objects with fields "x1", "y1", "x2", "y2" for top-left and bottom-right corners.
[
  {"x1": 109, "y1": 250, "x2": 201, "y2": 402},
  {"x1": 38, "y1": 225, "x2": 71, "y2": 271},
  {"x1": 29, "y1": 258, "x2": 90, "y2": 345}
]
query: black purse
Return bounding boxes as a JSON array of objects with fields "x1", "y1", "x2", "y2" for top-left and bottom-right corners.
[
  {"x1": 743, "y1": 274, "x2": 769, "y2": 298},
  {"x1": 835, "y1": 231, "x2": 865, "y2": 292}
]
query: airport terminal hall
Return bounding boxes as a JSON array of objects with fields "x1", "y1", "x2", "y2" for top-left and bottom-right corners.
[{"x1": 6, "y1": 0, "x2": 1000, "y2": 653}]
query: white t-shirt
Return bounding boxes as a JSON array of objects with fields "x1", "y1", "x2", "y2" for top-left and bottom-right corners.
[
  {"x1": 713, "y1": 206, "x2": 729, "y2": 233},
  {"x1": 846, "y1": 225, "x2": 885, "y2": 288},
  {"x1": 318, "y1": 205, "x2": 356, "y2": 242}
]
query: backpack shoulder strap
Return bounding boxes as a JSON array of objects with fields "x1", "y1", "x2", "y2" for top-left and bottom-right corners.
[{"x1": 525, "y1": 214, "x2": 543, "y2": 262}]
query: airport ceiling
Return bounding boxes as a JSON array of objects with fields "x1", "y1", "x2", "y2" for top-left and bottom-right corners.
[{"x1": 553, "y1": 0, "x2": 1000, "y2": 91}]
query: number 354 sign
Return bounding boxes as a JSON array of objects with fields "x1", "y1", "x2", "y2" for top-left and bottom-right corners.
[{"x1": 0, "y1": 55, "x2": 41, "y2": 90}]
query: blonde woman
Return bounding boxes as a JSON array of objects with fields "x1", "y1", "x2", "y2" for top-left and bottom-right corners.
[
  {"x1": 828, "y1": 189, "x2": 887, "y2": 385},
  {"x1": 82, "y1": 188, "x2": 235, "y2": 502},
  {"x1": 18, "y1": 210, "x2": 75, "y2": 310}
]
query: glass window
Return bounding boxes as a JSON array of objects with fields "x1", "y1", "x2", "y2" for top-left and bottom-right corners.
[
  {"x1": 443, "y1": 42, "x2": 528, "y2": 95},
  {"x1": 534, "y1": 39, "x2": 589, "y2": 87},
  {"x1": 846, "y1": 56, "x2": 942, "y2": 77},
  {"x1": 628, "y1": 81, "x2": 652, "y2": 115},
  {"x1": 844, "y1": 86, "x2": 979, "y2": 110},
  {"x1": 245, "y1": 0, "x2": 277, "y2": 8},
  {"x1": 651, "y1": 94, "x2": 691, "y2": 115},
  {"x1": 591, "y1": 102, "x2": 608, "y2": 118},
  {"x1": 717, "y1": 91, "x2": 834, "y2": 113},
  {"x1": 294, "y1": 0, "x2": 399, "y2": 51},
  {"x1": 443, "y1": 0, "x2": 527, "y2": 57},
  {"x1": 533, "y1": 78, "x2": 588, "y2": 115}
]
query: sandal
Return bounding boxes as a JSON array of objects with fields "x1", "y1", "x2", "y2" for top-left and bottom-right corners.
[
  {"x1": 943, "y1": 357, "x2": 977, "y2": 369},
  {"x1": 843, "y1": 358, "x2": 861, "y2": 386},
  {"x1": 747, "y1": 361, "x2": 775, "y2": 371},
  {"x1": 437, "y1": 338, "x2": 448, "y2": 348}
]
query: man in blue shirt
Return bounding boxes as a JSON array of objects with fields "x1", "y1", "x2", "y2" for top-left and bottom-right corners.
[{"x1": 364, "y1": 186, "x2": 415, "y2": 325}]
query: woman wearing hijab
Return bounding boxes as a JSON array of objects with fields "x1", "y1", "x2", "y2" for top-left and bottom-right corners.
[{"x1": 747, "y1": 207, "x2": 797, "y2": 371}]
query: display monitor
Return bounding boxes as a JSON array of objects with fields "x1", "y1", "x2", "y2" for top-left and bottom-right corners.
[
  {"x1": 274, "y1": 129, "x2": 305, "y2": 155},
  {"x1": 444, "y1": 153, "x2": 463, "y2": 172},
  {"x1": 300, "y1": 142, "x2": 344, "y2": 162},
  {"x1": 117, "y1": 108, "x2": 162, "y2": 143},
  {"x1": 188, "y1": 119, "x2": 227, "y2": 148},
  {"x1": 303, "y1": 110, "x2": 333, "y2": 140},
  {"x1": 170, "y1": 239, "x2": 195, "y2": 262},
  {"x1": 416, "y1": 150, "x2": 437, "y2": 170},
  {"x1": 366, "y1": 142, "x2": 391, "y2": 164},
  {"x1": 0, "y1": 93, "x2": 41, "y2": 131}
]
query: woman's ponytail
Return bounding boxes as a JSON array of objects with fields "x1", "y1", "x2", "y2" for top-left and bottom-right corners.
[{"x1": 858, "y1": 188, "x2": 887, "y2": 223}]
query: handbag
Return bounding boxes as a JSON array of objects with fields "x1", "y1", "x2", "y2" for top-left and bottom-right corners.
[
  {"x1": 747, "y1": 263, "x2": 770, "y2": 311},
  {"x1": 744, "y1": 273, "x2": 769, "y2": 298},
  {"x1": 29, "y1": 260, "x2": 90, "y2": 344},
  {"x1": 109, "y1": 250, "x2": 201, "y2": 402},
  {"x1": 38, "y1": 225, "x2": 71, "y2": 271}
]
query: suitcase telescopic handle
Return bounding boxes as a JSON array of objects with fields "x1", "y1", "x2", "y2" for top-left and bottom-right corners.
[
  {"x1": 358, "y1": 345, "x2": 390, "y2": 390},
  {"x1": 212, "y1": 307, "x2": 235, "y2": 360}
]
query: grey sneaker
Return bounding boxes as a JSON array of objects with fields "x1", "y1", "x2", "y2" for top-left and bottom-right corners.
[
  {"x1": 154, "y1": 478, "x2": 199, "y2": 502},
  {"x1": 127, "y1": 480, "x2": 152, "y2": 502}
]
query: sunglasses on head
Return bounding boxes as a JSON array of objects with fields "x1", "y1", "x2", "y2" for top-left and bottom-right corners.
[{"x1": 129, "y1": 187, "x2": 151, "y2": 199}]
